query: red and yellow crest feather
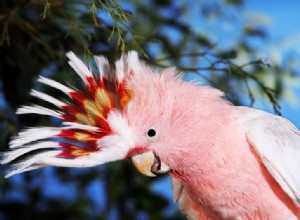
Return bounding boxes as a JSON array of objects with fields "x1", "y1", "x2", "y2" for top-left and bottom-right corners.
[{"x1": 1, "y1": 51, "x2": 137, "y2": 177}]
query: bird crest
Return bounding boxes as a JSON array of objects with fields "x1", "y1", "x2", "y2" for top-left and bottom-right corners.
[{"x1": 1, "y1": 51, "x2": 140, "y2": 177}]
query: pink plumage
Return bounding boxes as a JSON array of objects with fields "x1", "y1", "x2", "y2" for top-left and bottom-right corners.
[{"x1": 2, "y1": 51, "x2": 300, "y2": 219}]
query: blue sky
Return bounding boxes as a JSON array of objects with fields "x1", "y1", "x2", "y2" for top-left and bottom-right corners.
[
  {"x1": 245, "y1": 0, "x2": 300, "y2": 126},
  {"x1": 183, "y1": 0, "x2": 300, "y2": 125},
  {"x1": 247, "y1": 0, "x2": 300, "y2": 40}
]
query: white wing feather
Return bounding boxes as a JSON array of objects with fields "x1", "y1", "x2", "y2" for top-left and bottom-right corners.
[{"x1": 247, "y1": 114, "x2": 300, "y2": 208}]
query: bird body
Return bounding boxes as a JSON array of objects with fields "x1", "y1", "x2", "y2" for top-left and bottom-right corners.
[
  {"x1": 171, "y1": 106, "x2": 300, "y2": 219},
  {"x1": 2, "y1": 51, "x2": 300, "y2": 219}
]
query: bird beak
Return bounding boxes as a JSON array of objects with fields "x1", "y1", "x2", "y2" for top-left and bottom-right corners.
[{"x1": 131, "y1": 151, "x2": 170, "y2": 177}]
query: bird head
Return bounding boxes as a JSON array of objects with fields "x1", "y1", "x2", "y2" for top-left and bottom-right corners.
[{"x1": 2, "y1": 51, "x2": 224, "y2": 178}]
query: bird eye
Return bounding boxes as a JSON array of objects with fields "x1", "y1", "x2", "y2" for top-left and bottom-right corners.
[{"x1": 147, "y1": 129, "x2": 156, "y2": 137}]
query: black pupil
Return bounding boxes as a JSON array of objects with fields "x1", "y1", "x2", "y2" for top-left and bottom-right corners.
[{"x1": 147, "y1": 129, "x2": 156, "y2": 137}]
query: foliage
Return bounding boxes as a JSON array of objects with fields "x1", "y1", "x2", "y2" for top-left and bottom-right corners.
[{"x1": 0, "y1": 0, "x2": 298, "y2": 219}]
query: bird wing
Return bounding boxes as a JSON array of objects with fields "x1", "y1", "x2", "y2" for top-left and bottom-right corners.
[{"x1": 246, "y1": 114, "x2": 300, "y2": 209}]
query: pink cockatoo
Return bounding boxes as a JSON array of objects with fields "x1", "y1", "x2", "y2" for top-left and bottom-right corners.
[{"x1": 2, "y1": 51, "x2": 300, "y2": 219}]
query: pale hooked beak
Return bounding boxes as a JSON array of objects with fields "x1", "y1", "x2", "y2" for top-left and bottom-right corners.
[{"x1": 131, "y1": 151, "x2": 170, "y2": 177}]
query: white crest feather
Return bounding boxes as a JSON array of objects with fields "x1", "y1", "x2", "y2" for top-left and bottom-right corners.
[
  {"x1": 30, "y1": 90, "x2": 65, "y2": 107},
  {"x1": 62, "y1": 122, "x2": 100, "y2": 132},
  {"x1": 6, "y1": 164, "x2": 45, "y2": 178},
  {"x1": 4, "y1": 151, "x2": 58, "y2": 178},
  {"x1": 127, "y1": 51, "x2": 142, "y2": 75},
  {"x1": 94, "y1": 55, "x2": 111, "y2": 78},
  {"x1": 17, "y1": 105, "x2": 62, "y2": 118},
  {"x1": 9, "y1": 127, "x2": 61, "y2": 149},
  {"x1": 37, "y1": 76, "x2": 74, "y2": 94},
  {"x1": 66, "y1": 51, "x2": 93, "y2": 84},
  {"x1": 106, "y1": 111, "x2": 135, "y2": 147},
  {"x1": 1, "y1": 141, "x2": 59, "y2": 165},
  {"x1": 115, "y1": 53, "x2": 127, "y2": 82},
  {"x1": 5, "y1": 147, "x2": 130, "y2": 178}
]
